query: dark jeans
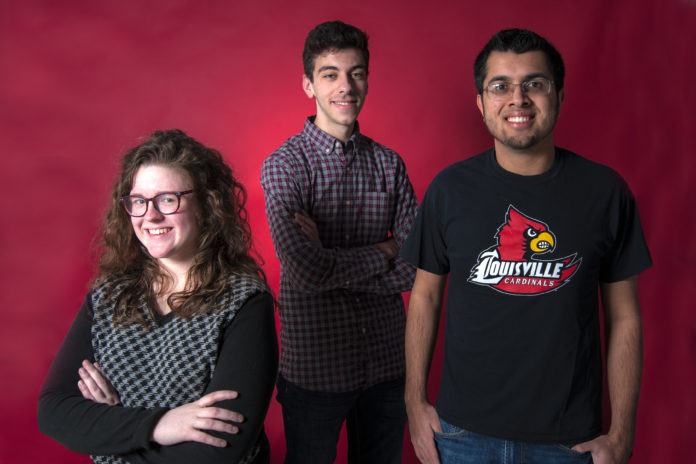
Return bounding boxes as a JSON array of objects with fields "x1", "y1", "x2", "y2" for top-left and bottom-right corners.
[
  {"x1": 434, "y1": 418, "x2": 593, "y2": 464},
  {"x1": 276, "y1": 374, "x2": 406, "y2": 464}
]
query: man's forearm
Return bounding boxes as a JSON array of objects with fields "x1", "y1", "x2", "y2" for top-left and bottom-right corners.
[
  {"x1": 605, "y1": 300, "x2": 643, "y2": 450},
  {"x1": 405, "y1": 306, "x2": 439, "y2": 405},
  {"x1": 405, "y1": 269, "x2": 447, "y2": 464},
  {"x1": 349, "y1": 256, "x2": 416, "y2": 295},
  {"x1": 603, "y1": 276, "x2": 643, "y2": 461},
  {"x1": 264, "y1": 204, "x2": 390, "y2": 293},
  {"x1": 405, "y1": 269, "x2": 447, "y2": 405}
]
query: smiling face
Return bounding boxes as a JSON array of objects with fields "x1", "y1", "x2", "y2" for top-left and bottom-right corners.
[
  {"x1": 477, "y1": 50, "x2": 564, "y2": 155},
  {"x1": 303, "y1": 47, "x2": 368, "y2": 141},
  {"x1": 129, "y1": 165, "x2": 200, "y2": 270}
]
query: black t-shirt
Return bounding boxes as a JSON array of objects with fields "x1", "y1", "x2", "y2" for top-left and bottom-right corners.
[{"x1": 401, "y1": 148, "x2": 652, "y2": 443}]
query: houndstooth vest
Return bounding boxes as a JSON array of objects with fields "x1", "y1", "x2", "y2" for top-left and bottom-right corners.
[{"x1": 89, "y1": 275, "x2": 268, "y2": 464}]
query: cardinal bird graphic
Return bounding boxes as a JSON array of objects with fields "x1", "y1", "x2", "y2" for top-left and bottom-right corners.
[{"x1": 469, "y1": 206, "x2": 581, "y2": 295}]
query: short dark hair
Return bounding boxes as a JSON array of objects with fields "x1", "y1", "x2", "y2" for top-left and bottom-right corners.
[
  {"x1": 474, "y1": 28, "x2": 565, "y2": 94},
  {"x1": 302, "y1": 20, "x2": 369, "y2": 82}
]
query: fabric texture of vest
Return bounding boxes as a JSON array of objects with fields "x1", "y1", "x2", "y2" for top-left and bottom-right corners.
[{"x1": 89, "y1": 275, "x2": 268, "y2": 464}]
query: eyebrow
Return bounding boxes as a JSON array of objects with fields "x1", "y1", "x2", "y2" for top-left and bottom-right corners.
[
  {"x1": 487, "y1": 72, "x2": 549, "y2": 83},
  {"x1": 128, "y1": 189, "x2": 189, "y2": 196},
  {"x1": 316, "y1": 65, "x2": 367, "y2": 74}
]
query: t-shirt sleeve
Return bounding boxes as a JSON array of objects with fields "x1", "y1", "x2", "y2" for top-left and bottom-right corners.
[
  {"x1": 599, "y1": 177, "x2": 653, "y2": 282},
  {"x1": 400, "y1": 177, "x2": 450, "y2": 275}
]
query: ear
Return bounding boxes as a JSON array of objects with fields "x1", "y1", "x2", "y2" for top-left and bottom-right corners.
[
  {"x1": 302, "y1": 74, "x2": 315, "y2": 99},
  {"x1": 476, "y1": 94, "x2": 484, "y2": 116},
  {"x1": 557, "y1": 88, "x2": 565, "y2": 106}
]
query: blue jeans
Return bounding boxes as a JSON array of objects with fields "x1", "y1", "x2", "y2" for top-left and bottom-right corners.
[
  {"x1": 434, "y1": 418, "x2": 593, "y2": 464},
  {"x1": 276, "y1": 375, "x2": 406, "y2": 464}
]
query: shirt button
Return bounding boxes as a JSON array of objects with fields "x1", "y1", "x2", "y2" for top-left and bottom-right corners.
[
  {"x1": 345, "y1": 234, "x2": 350, "y2": 240},
  {"x1": 325, "y1": 148, "x2": 330, "y2": 154},
  {"x1": 361, "y1": 328, "x2": 367, "y2": 334},
  {"x1": 335, "y1": 142, "x2": 341, "y2": 148},
  {"x1": 346, "y1": 167, "x2": 351, "y2": 172},
  {"x1": 345, "y1": 200, "x2": 351, "y2": 206}
]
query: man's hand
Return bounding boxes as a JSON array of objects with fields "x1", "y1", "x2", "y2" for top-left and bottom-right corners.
[
  {"x1": 152, "y1": 390, "x2": 243, "y2": 447},
  {"x1": 294, "y1": 210, "x2": 322, "y2": 247},
  {"x1": 376, "y1": 237, "x2": 399, "y2": 260},
  {"x1": 573, "y1": 434, "x2": 631, "y2": 464},
  {"x1": 77, "y1": 360, "x2": 120, "y2": 405},
  {"x1": 406, "y1": 400, "x2": 442, "y2": 464}
]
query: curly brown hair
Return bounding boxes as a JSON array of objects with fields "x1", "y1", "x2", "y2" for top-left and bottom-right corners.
[{"x1": 97, "y1": 129, "x2": 268, "y2": 329}]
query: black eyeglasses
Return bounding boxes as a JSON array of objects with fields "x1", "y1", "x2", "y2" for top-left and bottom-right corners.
[{"x1": 120, "y1": 190, "x2": 194, "y2": 217}]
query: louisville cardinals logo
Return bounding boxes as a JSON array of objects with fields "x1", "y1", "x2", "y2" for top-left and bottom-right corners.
[{"x1": 469, "y1": 206, "x2": 581, "y2": 295}]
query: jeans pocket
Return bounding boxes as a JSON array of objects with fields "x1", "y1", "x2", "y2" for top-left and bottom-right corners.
[
  {"x1": 433, "y1": 418, "x2": 471, "y2": 438},
  {"x1": 554, "y1": 443, "x2": 591, "y2": 457}
]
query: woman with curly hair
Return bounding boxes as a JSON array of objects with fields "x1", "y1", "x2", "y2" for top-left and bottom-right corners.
[{"x1": 38, "y1": 129, "x2": 277, "y2": 464}]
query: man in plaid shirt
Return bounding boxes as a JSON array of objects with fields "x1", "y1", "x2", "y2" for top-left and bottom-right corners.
[{"x1": 260, "y1": 20, "x2": 418, "y2": 464}]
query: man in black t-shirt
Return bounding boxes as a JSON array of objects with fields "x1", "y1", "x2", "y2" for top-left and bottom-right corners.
[{"x1": 402, "y1": 29, "x2": 651, "y2": 464}]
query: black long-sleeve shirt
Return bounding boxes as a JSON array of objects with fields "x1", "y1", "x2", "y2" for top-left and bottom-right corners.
[{"x1": 38, "y1": 292, "x2": 278, "y2": 463}]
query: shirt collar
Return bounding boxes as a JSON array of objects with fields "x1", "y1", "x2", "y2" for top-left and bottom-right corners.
[{"x1": 303, "y1": 116, "x2": 362, "y2": 156}]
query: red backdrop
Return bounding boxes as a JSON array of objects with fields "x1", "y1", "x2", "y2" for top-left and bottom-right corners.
[{"x1": 1, "y1": 0, "x2": 693, "y2": 462}]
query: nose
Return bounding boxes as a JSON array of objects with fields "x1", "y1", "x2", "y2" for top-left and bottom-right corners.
[
  {"x1": 337, "y1": 72, "x2": 354, "y2": 93},
  {"x1": 143, "y1": 200, "x2": 164, "y2": 220},
  {"x1": 509, "y1": 83, "x2": 530, "y2": 106}
]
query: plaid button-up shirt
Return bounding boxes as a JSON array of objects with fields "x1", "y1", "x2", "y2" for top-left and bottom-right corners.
[{"x1": 261, "y1": 118, "x2": 418, "y2": 392}]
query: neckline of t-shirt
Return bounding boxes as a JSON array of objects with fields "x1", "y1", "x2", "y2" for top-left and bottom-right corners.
[{"x1": 486, "y1": 148, "x2": 565, "y2": 184}]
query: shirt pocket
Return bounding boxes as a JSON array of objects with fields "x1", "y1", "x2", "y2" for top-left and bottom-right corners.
[{"x1": 359, "y1": 192, "x2": 395, "y2": 242}]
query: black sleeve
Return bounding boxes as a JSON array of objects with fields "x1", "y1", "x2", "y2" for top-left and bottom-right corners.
[
  {"x1": 125, "y1": 292, "x2": 279, "y2": 464},
  {"x1": 599, "y1": 178, "x2": 653, "y2": 283},
  {"x1": 37, "y1": 294, "x2": 167, "y2": 455},
  {"x1": 38, "y1": 292, "x2": 279, "y2": 463},
  {"x1": 401, "y1": 178, "x2": 450, "y2": 275}
]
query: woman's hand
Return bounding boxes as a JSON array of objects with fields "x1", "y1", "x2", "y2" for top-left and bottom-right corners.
[
  {"x1": 151, "y1": 390, "x2": 243, "y2": 447},
  {"x1": 77, "y1": 360, "x2": 120, "y2": 405}
]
